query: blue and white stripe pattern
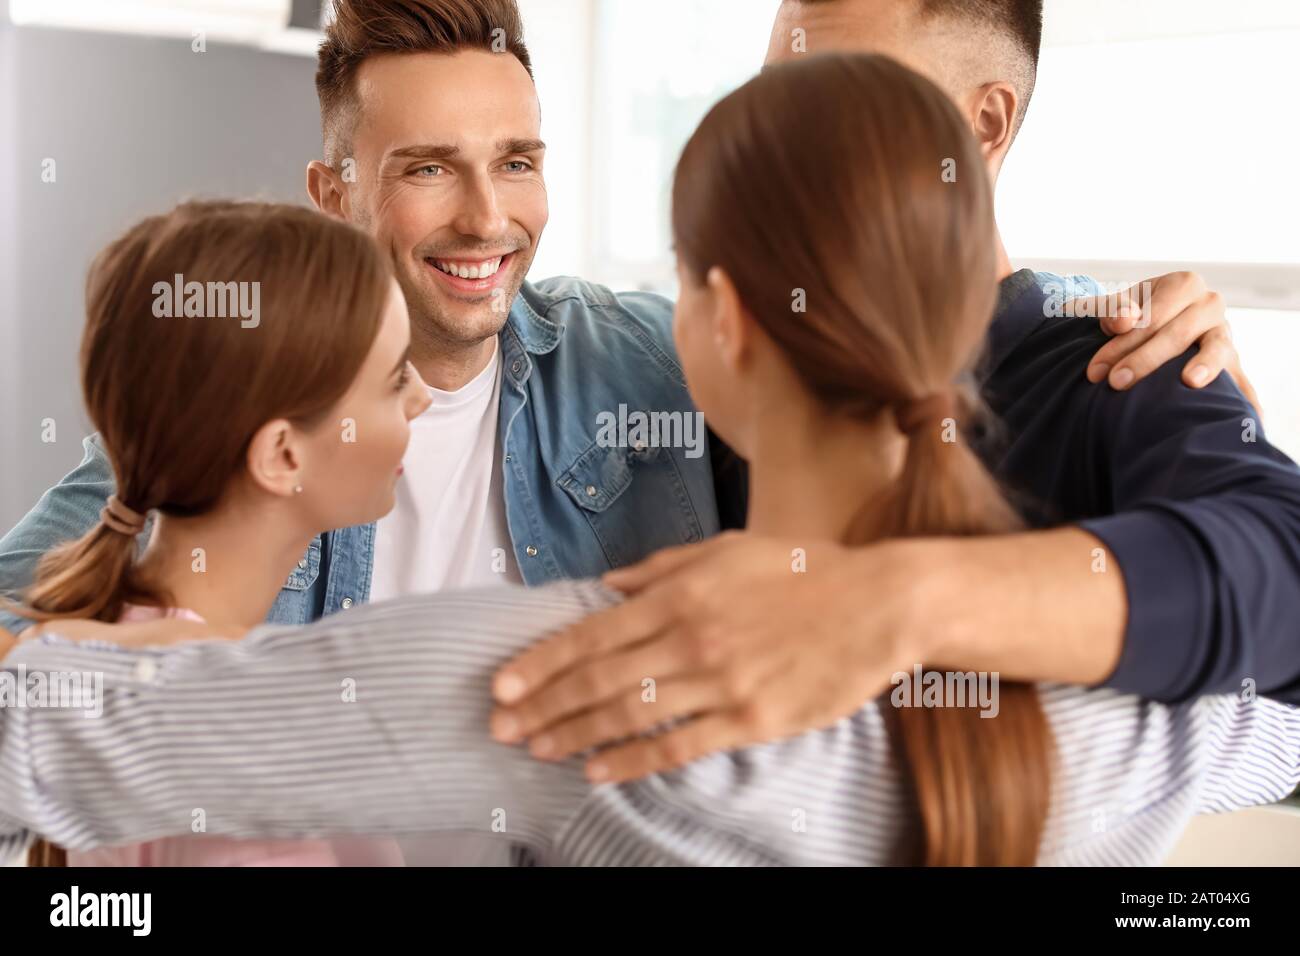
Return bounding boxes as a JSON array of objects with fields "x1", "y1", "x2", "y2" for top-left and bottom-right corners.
[{"x1": 1, "y1": 580, "x2": 1296, "y2": 865}]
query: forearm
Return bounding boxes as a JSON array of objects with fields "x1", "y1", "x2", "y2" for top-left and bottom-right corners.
[
  {"x1": 0, "y1": 585, "x2": 602, "y2": 850},
  {"x1": 902, "y1": 527, "x2": 1126, "y2": 686}
]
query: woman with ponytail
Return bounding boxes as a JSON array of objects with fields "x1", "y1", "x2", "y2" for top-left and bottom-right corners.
[
  {"x1": 10, "y1": 200, "x2": 430, "y2": 865},
  {"x1": 2, "y1": 57, "x2": 1296, "y2": 867},
  {"x1": 667, "y1": 52, "x2": 1060, "y2": 864}
]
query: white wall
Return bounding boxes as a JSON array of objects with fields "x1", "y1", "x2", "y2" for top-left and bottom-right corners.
[{"x1": 0, "y1": 19, "x2": 323, "y2": 529}]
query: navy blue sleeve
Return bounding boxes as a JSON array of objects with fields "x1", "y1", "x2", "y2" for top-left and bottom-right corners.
[
  {"x1": 1077, "y1": 362, "x2": 1300, "y2": 703},
  {"x1": 980, "y1": 283, "x2": 1300, "y2": 706}
]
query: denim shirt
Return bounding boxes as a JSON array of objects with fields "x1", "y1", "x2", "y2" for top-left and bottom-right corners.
[{"x1": 0, "y1": 276, "x2": 726, "y2": 630}]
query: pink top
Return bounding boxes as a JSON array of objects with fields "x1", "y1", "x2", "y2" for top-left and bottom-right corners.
[{"x1": 66, "y1": 605, "x2": 404, "y2": 867}]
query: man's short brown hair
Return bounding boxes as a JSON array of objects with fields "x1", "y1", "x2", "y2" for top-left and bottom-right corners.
[{"x1": 316, "y1": 0, "x2": 534, "y2": 167}]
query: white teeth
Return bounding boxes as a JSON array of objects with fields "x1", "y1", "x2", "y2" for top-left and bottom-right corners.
[{"x1": 433, "y1": 256, "x2": 503, "y2": 280}]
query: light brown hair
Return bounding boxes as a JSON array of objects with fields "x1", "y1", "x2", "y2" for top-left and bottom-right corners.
[
  {"x1": 315, "y1": 0, "x2": 534, "y2": 167},
  {"x1": 673, "y1": 53, "x2": 1052, "y2": 865},
  {"x1": 18, "y1": 200, "x2": 393, "y2": 626}
]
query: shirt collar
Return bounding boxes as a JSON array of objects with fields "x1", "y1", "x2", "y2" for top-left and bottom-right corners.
[
  {"x1": 504, "y1": 281, "x2": 563, "y2": 356},
  {"x1": 979, "y1": 268, "x2": 1053, "y2": 383}
]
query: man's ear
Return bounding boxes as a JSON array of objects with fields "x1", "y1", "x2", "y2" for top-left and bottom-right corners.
[
  {"x1": 705, "y1": 266, "x2": 750, "y2": 372},
  {"x1": 245, "y1": 418, "x2": 305, "y2": 499},
  {"x1": 306, "y1": 161, "x2": 351, "y2": 221},
  {"x1": 968, "y1": 81, "x2": 1018, "y2": 174}
]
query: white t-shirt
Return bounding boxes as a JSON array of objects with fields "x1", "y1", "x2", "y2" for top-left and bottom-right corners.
[
  {"x1": 369, "y1": 338, "x2": 522, "y2": 866},
  {"x1": 370, "y1": 338, "x2": 521, "y2": 603}
]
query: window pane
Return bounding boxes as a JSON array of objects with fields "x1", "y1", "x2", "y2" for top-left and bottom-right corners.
[
  {"x1": 590, "y1": 0, "x2": 781, "y2": 289},
  {"x1": 1227, "y1": 309, "x2": 1300, "y2": 460},
  {"x1": 999, "y1": 31, "x2": 1300, "y2": 264}
]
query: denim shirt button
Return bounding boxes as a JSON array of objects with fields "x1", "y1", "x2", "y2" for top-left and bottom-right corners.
[
  {"x1": 525, "y1": 545, "x2": 538, "y2": 557},
  {"x1": 511, "y1": 360, "x2": 522, "y2": 374},
  {"x1": 585, "y1": 485, "x2": 598, "y2": 497},
  {"x1": 297, "y1": 558, "x2": 308, "y2": 570},
  {"x1": 340, "y1": 597, "x2": 354, "y2": 609}
]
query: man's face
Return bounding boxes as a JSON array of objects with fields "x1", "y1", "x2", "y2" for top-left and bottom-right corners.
[{"x1": 344, "y1": 49, "x2": 548, "y2": 350}]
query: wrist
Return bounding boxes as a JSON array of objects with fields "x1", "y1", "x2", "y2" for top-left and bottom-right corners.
[{"x1": 863, "y1": 537, "x2": 968, "y2": 668}]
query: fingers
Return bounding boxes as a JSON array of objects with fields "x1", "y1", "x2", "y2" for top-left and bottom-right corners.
[
  {"x1": 584, "y1": 713, "x2": 753, "y2": 784},
  {"x1": 1188, "y1": 324, "x2": 1265, "y2": 415},
  {"x1": 1180, "y1": 325, "x2": 1233, "y2": 389},
  {"x1": 1087, "y1": 292, "x2": 1222, "y2": 390},
  {"x1": 601, "y1": 533, "x2": 732, "y2": 594},
  {"x1": 522, "y1": 675, "x2": 724, "y2": 761},
  {"x1": 1086, "y1": 323, "x2": 1159, "y2": 384},
  {"x1": 492, "y1": 632, "x2": 695, "y2": 741},
  {"x1": 1066, "y1": 287, "x2": 1144, "y2": 335},
  {"x1": 491, "y1": 587, "x2": 676, "y2": 704}
]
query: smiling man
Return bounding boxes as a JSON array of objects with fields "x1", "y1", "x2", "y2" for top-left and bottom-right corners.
[
  {"x1": 2, "y1": 0, "x2": 733, "y2": 867},
  {"x1": 312, "y1": 45, "x2": 546, "y2": 389},
  {"x1": 1, "y1": 0, "x2": 1295, "y2": 862}
]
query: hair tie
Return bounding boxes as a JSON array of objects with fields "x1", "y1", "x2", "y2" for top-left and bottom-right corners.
[
  {"x1": 896, "y1": 392, "x2": 956, "y2": 436},
  {"x1": 100, "y1": 494, "x2": 147, "y2": 536}
]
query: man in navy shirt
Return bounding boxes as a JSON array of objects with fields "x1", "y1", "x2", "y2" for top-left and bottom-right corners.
[{"x1": 490, "y1": 0, "x2": 1300, "y2": 783}]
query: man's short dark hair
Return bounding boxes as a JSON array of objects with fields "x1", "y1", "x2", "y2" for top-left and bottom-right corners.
[
  {"x1": 316, "y1": 0, "x2": 533, "y2": 168},
  {"x1": 921, "y1": 0, "x2": 1043, "y2": 71},
  {"x1": 920, "y1": 0, "x2": 1042, "y2": 133},
  {"x1": 799, "y1": 0, "x2": 1044, "y2": 135}
]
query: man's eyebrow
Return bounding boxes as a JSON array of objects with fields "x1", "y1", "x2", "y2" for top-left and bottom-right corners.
[
  {"x1": 387, "y1": 143, "x2": 460, "y2": 162},
  {"x1": 499, "y1": 138, "x2": 546, "y2": 154},
  {"x1": 390, "y1": 345, "x2": 411, "y2": 376},
  {"x1": 384, "y1": 139, "x2": 544, "y2": 163}
]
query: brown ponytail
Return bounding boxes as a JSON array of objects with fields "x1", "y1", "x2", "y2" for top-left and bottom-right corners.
[
  {"x1": 673, "y1": 54, "x2": 1052, "y2": 864},
  {"x1": 858, "y1": 387, "x2": 1052, "y2": 865},
  {"x1": 16, "y1": 499, "x2": 160, "y2": 626}
]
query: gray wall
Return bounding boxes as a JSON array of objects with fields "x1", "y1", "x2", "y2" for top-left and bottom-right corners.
[{"x1": 1, "y1": 18, "x2": 323, "y2": 530}]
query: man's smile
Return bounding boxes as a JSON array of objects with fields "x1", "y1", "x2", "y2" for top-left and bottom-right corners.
[{"x1": 423, "y1": 251, "x2": 517, "y2": 295}]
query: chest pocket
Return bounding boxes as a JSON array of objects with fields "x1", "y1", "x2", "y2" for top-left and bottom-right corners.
[{"x1": 557, "y1": 440, "x2": 703, "y2": 568}]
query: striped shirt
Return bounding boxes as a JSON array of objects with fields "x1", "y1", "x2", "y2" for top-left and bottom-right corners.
[{"x1": 1, "y1": 579, "x2": 1297, "y2": 865}]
